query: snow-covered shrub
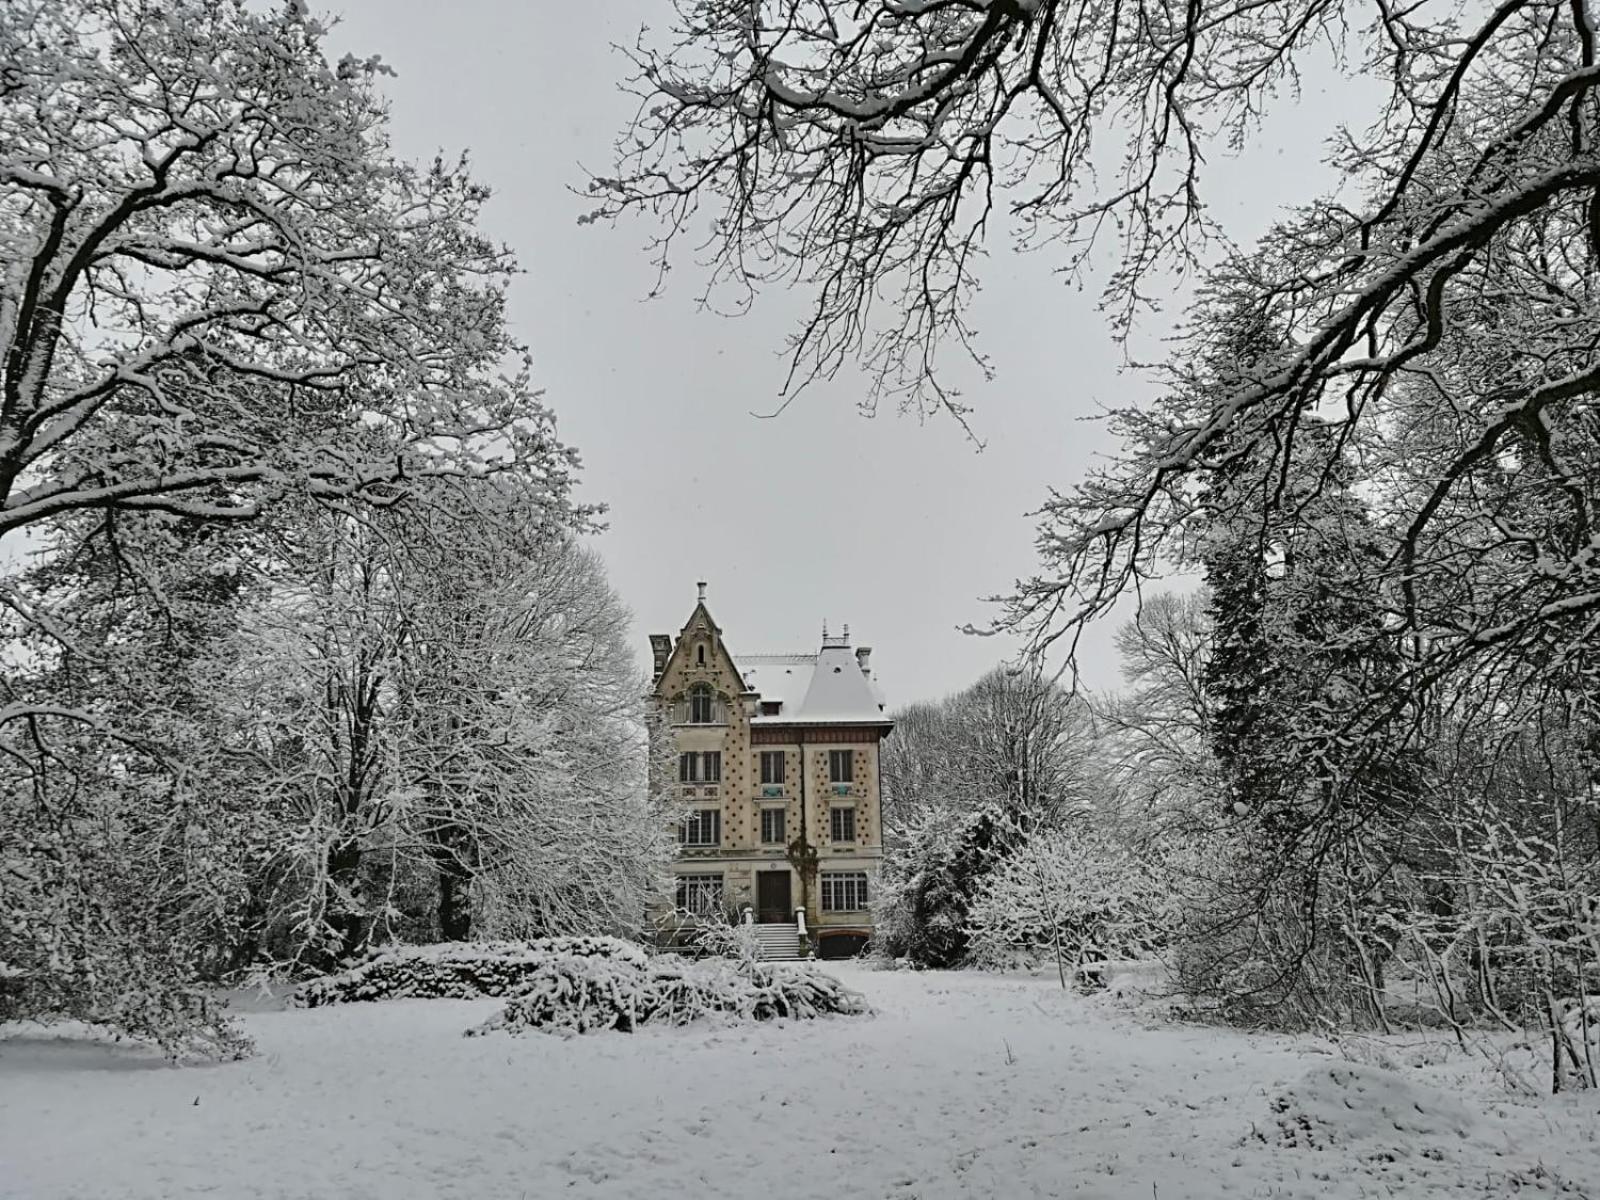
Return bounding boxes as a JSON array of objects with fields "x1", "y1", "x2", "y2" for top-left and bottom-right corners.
[
  {"x1": 683, "y1": 913, "x2": 766, "y2": 973},
  {"x1": 965, "y1": 829, "x2": 1175, "y2": 983},
  {"x1": 471, "y1": 956, "x2": 869, "y2": 1036},
  {"x1": 1, "y1": 821, "x2": 251, "y2": 1061},
  {"x1": 293, "y1": 937, "x2": 649, "y2": 1006},
  {"x1": 874, "y1": 807, "x2": 1020, "y2": 968},
  {"x1": 741, "y1": 963, "x2": 871, "y2": 1020},
  {"x1": 1164, "y1": 826, "x2": 1374, "y2": 1028}
]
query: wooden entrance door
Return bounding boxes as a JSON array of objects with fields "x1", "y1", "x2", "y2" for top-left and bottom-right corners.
[{"x1": 756, "y1": 872, "x2": 792, "y2": 924}]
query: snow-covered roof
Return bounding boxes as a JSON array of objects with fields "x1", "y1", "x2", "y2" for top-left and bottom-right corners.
[
  {"x1": 738, "y1": 653, "x2": 815, "y2": 711},
  {"x1": 738, "y1": 640, "x2": 889, "y2": 726}
]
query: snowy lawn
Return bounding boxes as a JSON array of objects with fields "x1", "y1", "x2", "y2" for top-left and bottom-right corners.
[{"x1": 3, "y1": 963, "x2": 1597, "y2": 1199}]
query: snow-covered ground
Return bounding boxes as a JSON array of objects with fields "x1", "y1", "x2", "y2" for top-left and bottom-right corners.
[{"x1": 2, "y1": 963, "x2": 1597, "y2": 1198}]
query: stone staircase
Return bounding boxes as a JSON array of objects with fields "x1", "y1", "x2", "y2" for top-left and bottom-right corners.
[{"x1": 751, "y1": 922, "x2": 801, "y2": 962}]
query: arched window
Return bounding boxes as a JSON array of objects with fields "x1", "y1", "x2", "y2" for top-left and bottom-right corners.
[{"x1": 689, "y1": 683, "x2": 715, "y2": 724}]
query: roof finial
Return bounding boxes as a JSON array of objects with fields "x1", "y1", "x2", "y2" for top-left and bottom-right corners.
[
  {"x1": 843, "y1": 622, "x2": 850, "y2": 642},
  {"x1": 697, "y1": 580, "x2": 707, "y2": 603},
  {"x1": 821, "y1": 618, "x2": 829, "y2": 640}
]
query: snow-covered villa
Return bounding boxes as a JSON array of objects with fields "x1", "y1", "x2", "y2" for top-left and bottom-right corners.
[{"x1": 650, "y1": 584, "x2": 892, "y2": 960}]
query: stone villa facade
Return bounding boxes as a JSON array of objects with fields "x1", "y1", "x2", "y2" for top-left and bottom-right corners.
[{"x1": 650, "y1": 584, "x2": 892, "y2": 959}]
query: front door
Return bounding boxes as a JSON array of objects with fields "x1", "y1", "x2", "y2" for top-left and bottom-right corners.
[{"x1": 756, "y1": 871, "x2": 792, "y2": 924}]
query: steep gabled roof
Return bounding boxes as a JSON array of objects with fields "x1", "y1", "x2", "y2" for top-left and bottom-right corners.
[
  {"x1": 652, "y1": 587, "x2": 889, "y2": 729},
  {"x1": 739, "y1": 640, "x2": 889, "y2": 727},
  {"x1": 651, "y1": 596, "x2": 751, "y2": 699}
]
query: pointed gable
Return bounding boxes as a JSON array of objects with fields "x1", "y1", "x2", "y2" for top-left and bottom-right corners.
[{"x1": 651, "y1": 588, "x2": 752, "y2": 704}]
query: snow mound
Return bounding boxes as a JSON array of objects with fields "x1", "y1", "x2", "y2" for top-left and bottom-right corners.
[
  {"x1": 1259, "y1": 1062, "x2": 1480, "y2": 1159},
  {"x1": 470, "y1": 955, "x2": 870, "y2": 1037},
  {"x1": 293, "y1": 937, "x2": 650, "y2": 1006},
  {"x1": 1100, "y1": 959, "x2": 1169, "y2": 998}
]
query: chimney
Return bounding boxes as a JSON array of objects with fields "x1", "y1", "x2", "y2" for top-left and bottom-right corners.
[
  {"x1": 650, "y1": 634, "x2": 672, "y2": 684},
  {"x1": 697, "y1": 580, "x2": 707, "y2": 603},
  {"x1": 855, "y1": 646, "x2": 872, "y2": 676}
]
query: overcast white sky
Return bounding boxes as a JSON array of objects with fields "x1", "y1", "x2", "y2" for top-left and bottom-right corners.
[{"x1": 327, "y1": 0, "x2": 1353, "y2": 708}]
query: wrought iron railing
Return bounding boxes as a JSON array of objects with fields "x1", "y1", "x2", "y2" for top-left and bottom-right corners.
[{"x1": 667, "y1": 699, "x2": 729, "y2": 725}]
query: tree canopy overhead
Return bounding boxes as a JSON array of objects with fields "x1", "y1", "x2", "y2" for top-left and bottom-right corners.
[
  {"x1": 1, "y1": 0, "x2": 576, "y2": 545},
  {"x1": 598, "y1": 0, "x2": 1600, "y2": 729},
  {"x1": 0, "y1": 0, "x2": 625, "y2": 1056}
]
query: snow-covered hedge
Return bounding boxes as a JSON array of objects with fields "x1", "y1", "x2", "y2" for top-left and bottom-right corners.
[
  {"x1": 964, "y1": 829, "x2": 1176, "y2": 981},
  {"x1": 470, "y1": 956, "x2": 870, "y2": 1036},
  {"x1": 293, "y1": 938, "x2": 650, "y2": 1007}
]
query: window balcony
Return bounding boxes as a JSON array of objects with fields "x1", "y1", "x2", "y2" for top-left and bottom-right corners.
[{"x1": 667, "y1": 699, "x2": 729, "y2": 726}]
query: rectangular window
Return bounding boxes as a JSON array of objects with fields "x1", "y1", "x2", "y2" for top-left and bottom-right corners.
[
  {"x1": 760, "y1": 807, "x2": 786, "y2": 845},
  {"x1": 830, "y1": 806, "x2": 856, "y2": 843},
  {"x1": 675, "y1": 873, "x2": 724, "y2": 915},
  {"x1": 821, "y1": 871, "x2": 869, "y2": 912},
  {"x1": 828, "y1": 749, "x2": 854, "y2": 784},
  {"x1": 678, "y1": 751, "x2": 723, "y2": 783},
  {"x1": 760, "y1": 751, "x2": 785, "y2": 785},
  {"x1": 679, "y1": 808, "x2": 721, "y2": 846},
  {"x1": 690, "y1": 687, "x2": 714, "y2": 723}
]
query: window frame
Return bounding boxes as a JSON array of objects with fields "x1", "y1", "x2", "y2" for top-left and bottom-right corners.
[
  {"x1": 678, "y1": 751, "x2": 723, "y2": 783},
  {"x1": 829, "y1": 805, "x2": 856, "y2": 844},
  {"x1": 760, "y1": 807, "x2": 787, "y2": 845},
  {"x1": 679, "y1": 808, "x2": 722, "y2": 846},
  {"x1": 759, "y1": 751, "x2": 785, "y2": 785},
  {"x1": 821, "y1": 871, "x2": 869, "y2": 912},
  {"x1": 828, "y1": 748, "x2": 854, "y2": 784},
  {"x1": 688, "y1": 683, "x2": 715, "y2": 724},
  {"x1": 676, "y1": 873, "x2": 724, "y2": 915}
]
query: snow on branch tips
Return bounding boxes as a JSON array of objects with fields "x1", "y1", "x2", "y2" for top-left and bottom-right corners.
[
  {"x1": 0, "y1": 0, "x2": 602, "y2": 1058},
  {"x1": 600, "y1": 0, "x2": 1600, "y2": 741},
  {"x1": 0, "y1": 0, "x2": 579, "y2": 551}
]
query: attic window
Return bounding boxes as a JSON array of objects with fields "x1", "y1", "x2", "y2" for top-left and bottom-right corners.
[
  {"x1": 689, "y1": 684, "x2": 715, "y2": 724},
  {"x1": 697, "y1": 644, "x2": 706, "y2": 666}
]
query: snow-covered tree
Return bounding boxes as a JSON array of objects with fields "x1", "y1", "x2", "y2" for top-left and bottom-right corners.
[
  {"x1": 875, "y1": 803, "x2": 1019, "y2": 969},
  {"x1": 1091, "y1": 591, "x2": 1216, "y2": 826},
  {"x1": 0, "y1": 512, "x2": 268, "y2": 1055},
  {"x1": 0, "y1": 0, "x2": 586, "y2": 1049},
  {"x1": 596, "y1": 0, "x2": 1600, "y2": 758},
  {"x1": 393, "y1": 517, "x2": 674, "y2": 947},
  {"x1": 875, "y1": 665, "x2": 1099, "y2": 965},
  {"x1": 198, "y1": 484, "x2": 671, "y2": 971},
  {"x1": 881, "y1": 665, "x2": 1095, "y2": 836},
  {"x1": 966, "y1": 828, "x2": 1175, "y2": 986},
  {"x1": 1, "y1": 0, "x2": 579, "y2": 702}
]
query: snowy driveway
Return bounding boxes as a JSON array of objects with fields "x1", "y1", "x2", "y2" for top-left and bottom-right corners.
[{"x1": 2, "y1": 964, "x2": 1596, "y2": 1198}]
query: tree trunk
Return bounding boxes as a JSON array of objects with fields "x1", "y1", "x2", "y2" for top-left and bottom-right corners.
[
  {"x1": 325, "y1": 838, "x2": 369, "y2": 964},
  {"x1": 436, "y1": 858, "x2": 472, "y2": 941}
]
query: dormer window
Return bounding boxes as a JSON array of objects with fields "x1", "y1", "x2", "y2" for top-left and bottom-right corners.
[{"x1": 689, "y1": 683, "x2": 715, "y2": 724}]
